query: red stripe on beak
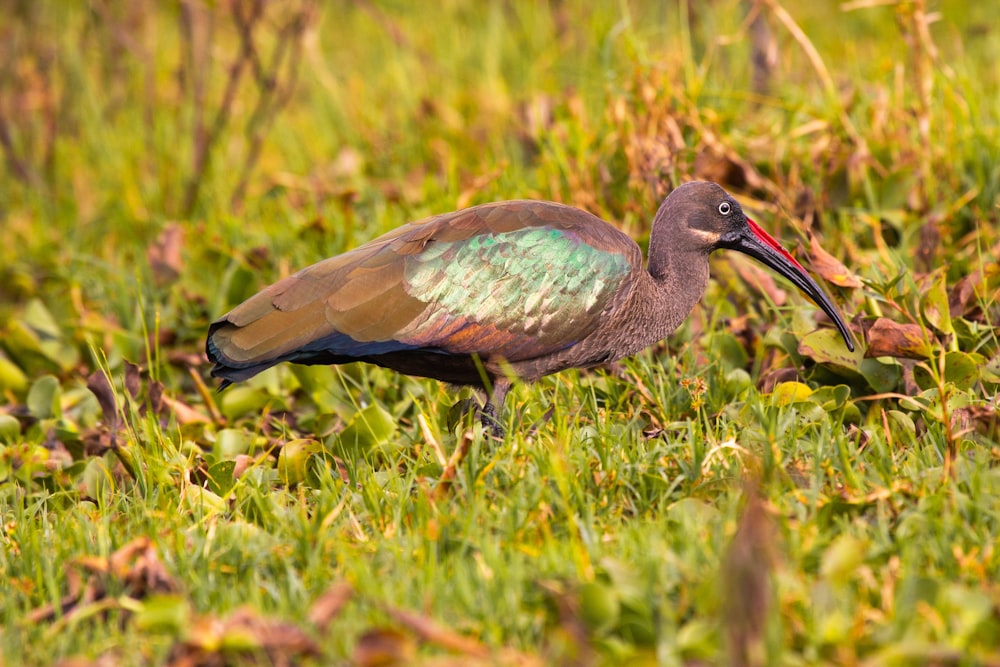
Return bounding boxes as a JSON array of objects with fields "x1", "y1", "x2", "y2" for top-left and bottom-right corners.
[{"x1": 746, "y1": 217, "x2": 806, "y2": 274}]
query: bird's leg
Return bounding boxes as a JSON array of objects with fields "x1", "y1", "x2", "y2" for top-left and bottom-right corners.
[{"x1": 479, "y1": 378, "x2": 510, "y2": 439}]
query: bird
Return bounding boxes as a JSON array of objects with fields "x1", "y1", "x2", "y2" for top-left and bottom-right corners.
[{"x1": 207, "y1": 181, "x2": 854, "y2": 435}]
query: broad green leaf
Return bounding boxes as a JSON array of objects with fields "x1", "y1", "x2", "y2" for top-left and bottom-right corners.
[
  {"x1": 859, "y1": 358, "x2": 903, "y2": 393},
  {"x1": 219, "y1": 386, "x2": 271, "y2": 421},
  {"x1": 920, "y1": 273, "x2": 953, "y2": 335},
  {"x1": 27, "y1": 375, "x2": 61, "y2": 419},
  {"x1": 134, "y1": 595, "x2": 190, "y2": 634},
  {"x1": 182, "y1": 483, "x2": 227, "y2": 517},
  {"x1": 0, "y1": 415, "x2": 20, "y2": 443},
  {"x1": 941, "y1": 584, "x2": 993, "y2": 644},
  {"x1": 885, "y1": 410, "x2": 916, "y2": 437},
  {"x1": 676, "y1": 618, "x2": 716, "y2": 658},
  {"x1": 335, "y1": 404, "x2": 398, "y2": 458},
  {"x1": 277, "y1": 438, "x2": 321, "y2": 486},
  {"x1": 666, "y1": 497, "x2": 720, "y2": 527},
  {"x1": 913, "y1": 352, "x2": 983, "y2": 391},
  {"x1": 578, "y1": 581, "x2": 619, "y2": 633},
  {"x1": 770, "y1": 381, "x2": 813, "y2": 406},
  {"x1": 206, "y1": 460, "x2": 238, "y2": 497},
  {"x1": 798, "y1": 328, "x2": 862, "y2": 370},
  {"x1": 724, "y1": 368, "x2": 752, "y2": 398},
  {"x1": 820, "y1": 534, "x2": 866, "y2": 583},
  {"x1": 704, "y1": 331, "x2": 748, "y2": 372},
  {"x1": 810, "y1": 385, "x2": 851, "y2": 411},
  {"x1": 943, "y1": 351, "x2": 983, "y2": 390},
  {"x1": 82, "y1": 456, "x2": 113, "y2": 501},
  {"x1": 0, "y1": 354, "x2": 28, "y2": 392},
  {"x1": 214, "y1": 428, "x2": 253, "y2": 459},
  {"x1": 982, "y1": 355, "x2": 1000, "y2": 384}
]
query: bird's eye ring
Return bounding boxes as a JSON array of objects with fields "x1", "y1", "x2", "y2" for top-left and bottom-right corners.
[{"x1": 718, "y1": 201, "x2": 732, "y2": 215}]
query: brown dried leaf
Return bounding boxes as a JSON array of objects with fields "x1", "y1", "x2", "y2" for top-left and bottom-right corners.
[
  {"x1": 694, "y1": 148, "x2": 749, "y2": 190},
  {"x1": 383, "y1": 605, "x2": 491, "y2": 658},
  {"x1": 108, "y1": 536, "x2": 155, "y2": 575},
  {"x1": 86, "y1": 370, "x2": 120, "y2": 431},
  {"x1": 172, "y1": 607, "x2": 320, "y2": 667},
  {"x1": 807, "y1": 234, "x2": 862, "y2": 288},
  {"x1": 536, "y1": 579, "x2": 595, "y2": 667},
  {"x1": 160, "y1": 396, "x2": 211, "y2": 425},
  {"x1": 232, "y1": 454, "x2": 254, "y2": 480},
  {"x1": 916, "y1": 220, "x2": 940, "y2": 272},
  {"x1": 432, "y1": 430, "x2": 476, "y2": 501},
  {"x1": 53, "y1": 655, "x2": 121, "y2": 667},
  {"x1": 865, "y1": 318, "x2": 932, "y2": 359},
  {"x1": 757, "y1": 367, "x2": 800, "y2": 393},
  {"x1": 28, "y1": 538, "x2": 177, "y2": 626},
  {"x1": 948, "y1": 272, "x2": 981, "y2": 318},
  {"x1": 148, "y1": 223, "x2": 185, "y2": 287},
  {"x1": 307, "y1": 582, "x2": 354, "y2": 632},
  {"x1": 119, "y1": 539, "x2": 178, "y2": 598},
  {"x1": 354, "y1": 628, "x2": 416, "y2": 667},
  {"x1": 731, "y1": 256, "x2": 787, "y2": 306},
  {"x1": 723, "y1": 487, "x2": 776, "y2": 667},
  {"x1": 27, "y1": 568, "x2": 84, "y2": 623},
  {"x1": 124, "y1": 361, "x2": 141, "y2": 399}
]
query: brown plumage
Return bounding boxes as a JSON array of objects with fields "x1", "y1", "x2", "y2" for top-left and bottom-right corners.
[{"x1": 207, "y1": 181, "x2": 854, "y2": 434}]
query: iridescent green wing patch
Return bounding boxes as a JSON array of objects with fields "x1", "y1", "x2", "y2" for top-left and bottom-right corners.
[{"x1": 400, "y1": 226, "x2": 632, "y2": 358}]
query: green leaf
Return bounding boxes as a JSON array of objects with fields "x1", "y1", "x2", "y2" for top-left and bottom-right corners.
[
  {"x1": 206, "y1": 460, "x2": 238, "y2": 497},
  {"x1": 220, "y1": 386, "x2": 272, "y2": 421},
  {"x1": 82, "y1": 456, "x2": 113, "y2": 500},
  {"x1": 214, "y1": 428, "x2": 253, "y2": 460},
  {"x1": 724, "y1": 368, "x2": 752, "y2": 399},
  {"x1": 134, "y1": 594, "x2": 190, "y2": 635},
  {"x1": 885, "y1": 410, "x2": 916, "y2": 436},
  {"x1": 920, "y1": 273, "x2": 953, "y2": 335},
  {"x1": 0, "y1": 354, "x2": 28, "y2": 393},
  {"x1": 335, "y1": 404, "x2": 398, "y2": 459},
  {"x1": 913, "y1": 352, "x2": 983, "y2": 392},
  {"x1": 770, "y1": 382, "x2": 813, "y2": 407},
  {"x1": 798, "y1": 327, "x2": 863, "y2": 370},
  {"x1": 943, "y1": 351, "x2": 983, "y2": 390},
  {"x1": 0, "y1": 415, "x2": 20, "y2": 444},
  {"x1": 859, "y1": 358, "x2": 903, "y2": 393},
  {"x1": 578, "y1": 581, "x2": 620, "y2": 633},
  {"x1": 27, "y1": 375, "x2": 61, "y2": 419},
  {"x1": 941, "y1": 584, "x2": 993, "y2": 644},
  {"x1": 182, "y1": 483, "x2": 228, "y2": 517},
  {"x1": 820, "y1": 535, "x2": 866, "y2": 583},
  {"x1": 810, "y1": 385, "x2": 851, "y2": 411},
  {"x1": 704, "y1": 331, "x2": 749, "y2": 372},
  {"x1": 23, "y1": 298, "x2": 62, "y2": 339},
  {"x1": 277, "y1": 438, "x2": 321, "y2": 486},
  {"x1": 983, "y1": 355, "x2": 1000, "y2": 384}
]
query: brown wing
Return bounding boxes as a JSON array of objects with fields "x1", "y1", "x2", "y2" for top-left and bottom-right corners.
[{"x1": 207, "y1": 200, "x2": 641, "y2": 383}]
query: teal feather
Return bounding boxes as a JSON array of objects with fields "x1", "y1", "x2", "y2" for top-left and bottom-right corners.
[{"x1": 401, "y1": 227, "x2": 632, "y2": 353}]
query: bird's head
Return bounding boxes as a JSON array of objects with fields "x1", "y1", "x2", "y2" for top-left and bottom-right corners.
[{"x1": 653, "y1": 181, "x2": 855, "y2": 351}]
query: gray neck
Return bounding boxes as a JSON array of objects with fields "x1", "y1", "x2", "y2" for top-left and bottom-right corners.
[
  {"x1": 641, "y1": 255, "x2": 710, "y2": 339},
  {"x1": 646, "y1": 212, "x2": 711, "y2": 334}
]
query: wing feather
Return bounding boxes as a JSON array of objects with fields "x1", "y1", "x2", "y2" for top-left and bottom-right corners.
[{"x1": 208, "y1": 200, "x2": 641, "y2": 380}]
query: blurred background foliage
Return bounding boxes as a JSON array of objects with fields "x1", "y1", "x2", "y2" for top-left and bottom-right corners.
[{"x1": 1, "y1": 1, "x2": 999, "y2": 664}]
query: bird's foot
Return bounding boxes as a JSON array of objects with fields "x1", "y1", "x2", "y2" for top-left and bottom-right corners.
[
  {"x1": 448, "y1": 397, "x2": 506, "y2": 439},
  {"x1": 478, "y1": 403, "x2": 506, "y2": 440}
]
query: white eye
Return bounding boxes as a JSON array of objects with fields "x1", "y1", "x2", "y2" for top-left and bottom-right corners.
[{"x1": 718, "y1": 201, "x2": 732, "y2": 215}]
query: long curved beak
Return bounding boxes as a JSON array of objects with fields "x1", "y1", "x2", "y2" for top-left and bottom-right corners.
[{"x1": 724, "y1": 217, "x2": 855, "y2": 351}]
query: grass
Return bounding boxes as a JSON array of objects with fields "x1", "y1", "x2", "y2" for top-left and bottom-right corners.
[{"x1": 1, "y1": 1, "x2": 999, "y2": 665}]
